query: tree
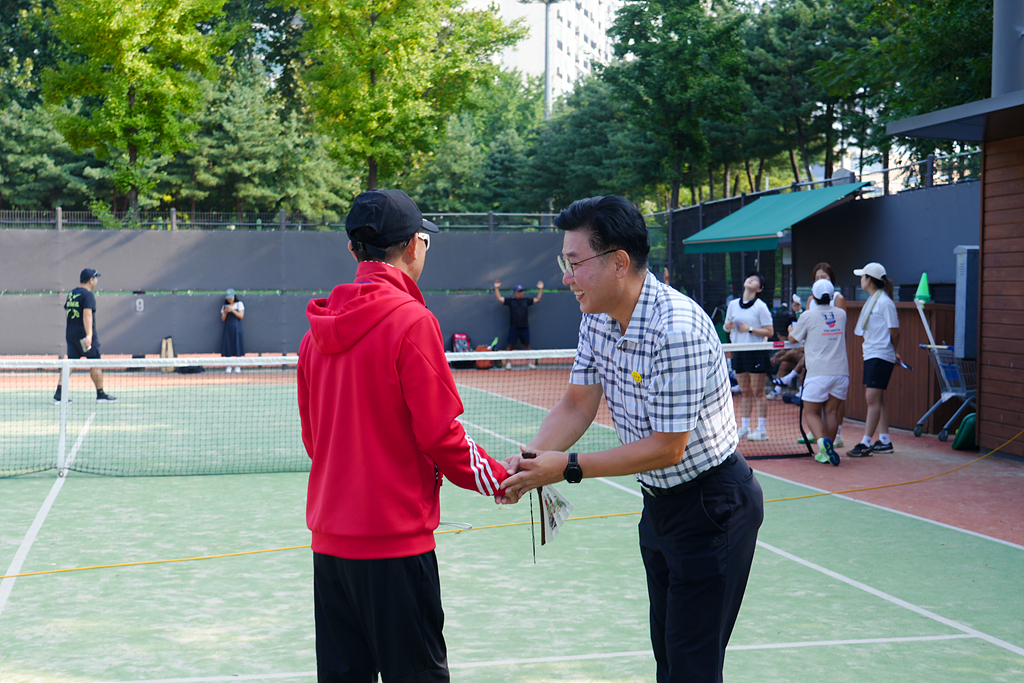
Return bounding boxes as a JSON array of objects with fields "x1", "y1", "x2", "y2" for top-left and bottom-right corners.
[
  {"x1": 41, "y1": 0, "x2": 230, "y2": 215},
  {"x1": 404, "y1": 113, "x2": 487, "y2": 213},
  {"x1": 519, "y1": 77, "x2": 662, "y2": 210},
  {"x1": 294, "y1": 0, "x2": 526, "y2": 190},
  {"x1": 0, "y1": 99, "x2": 94, "y2": 209},
  {"x1": 813, "y1": 0, "x2": 992, "y2": 158},
  {"x1": 605, "y1": 0, "x2": 748, "y2": 207}
]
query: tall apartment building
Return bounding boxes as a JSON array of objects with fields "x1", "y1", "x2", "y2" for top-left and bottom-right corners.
[{"x1": 468, "y1": 0, "x2": 622, "y2": 103}]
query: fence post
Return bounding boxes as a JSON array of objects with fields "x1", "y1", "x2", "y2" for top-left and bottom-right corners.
[
  {"x1": 170, "y1": 208, "x2": 177, "y2": 230},
  {"x1": 666, "y1": 209, "x2": 674, "y2": 286},
  {"x1": 56, "y1": 206, "x2": 62, "y2": 231},
  {"x1": 279, "y1": 208, "x2": 286, "y2": 231},
  {"x1": 926, "y1": 154, "x2": 935, "y2": 187},
  {"x1": 883, "y1": 168, "x2": 890, "y2": 195},
  {"x1": 791, "y1": 181, "x2": 800, "y2": 193},
  {"x1": 488, "y1": 211, "x2": 494, "y2": 232}
]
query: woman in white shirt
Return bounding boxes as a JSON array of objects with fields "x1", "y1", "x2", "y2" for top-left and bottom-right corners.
[
  {"x1": 848, "y1": 262, "x2": 900, "y2": 457},
  {"x1": 789, "y1": 279, "x2": 847, "y2": 466},
  {"x1": 220, "y1": 288, "x2": 245, "y2": 373},
  {"x1": 724, "y1": 273, "x2": 774, "y2": 441}
]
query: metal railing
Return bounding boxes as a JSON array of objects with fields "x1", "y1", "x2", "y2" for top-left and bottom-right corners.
[{"x1": 0, "y1": 151, "x2": 980, "y2": 230}]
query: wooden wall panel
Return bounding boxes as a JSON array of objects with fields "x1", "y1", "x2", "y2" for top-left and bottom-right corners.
[{"x1": 979, "y1": 134, "x2": 1024, "y2": 458}]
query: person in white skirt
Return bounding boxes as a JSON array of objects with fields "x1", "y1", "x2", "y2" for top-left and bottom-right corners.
[{"x1": 788, "y1": 279, "x2": 847, "y2": 465}]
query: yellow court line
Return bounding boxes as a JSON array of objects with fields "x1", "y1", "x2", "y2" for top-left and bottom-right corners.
[{"x1": 3, "y1": 429, "x2": 1020, "y2": 581}]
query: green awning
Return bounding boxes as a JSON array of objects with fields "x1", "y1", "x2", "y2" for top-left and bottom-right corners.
[{"x1": 682, "y1": 182, "x2": 869, "y2": 254}]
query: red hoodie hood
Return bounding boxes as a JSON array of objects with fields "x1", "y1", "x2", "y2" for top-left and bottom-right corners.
[{"x1": 306, "y1": 261, "x2": 424, "y2": 355}]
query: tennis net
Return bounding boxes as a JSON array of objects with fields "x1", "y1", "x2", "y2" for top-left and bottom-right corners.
[{"x1": 0, "y1": 344, "x2": 809, "y2": 479}]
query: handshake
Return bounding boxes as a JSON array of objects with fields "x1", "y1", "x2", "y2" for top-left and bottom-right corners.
[{"x1": 493, "y1": 449, "x2": 573, "y2": 505}]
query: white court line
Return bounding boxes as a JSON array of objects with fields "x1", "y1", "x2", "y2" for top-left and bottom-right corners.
[
  {"x1": 111, "y1": 634, "x2": 983, "y2": 683},
  {"x1": 0, "y1": 412, "x2": 94, "y2": 620},
  {"x1": 603, "y1": 478, "x2": 1024, "y2": 658},
  {"x1": 755, "y1": 469, "x2": 1024, "y2": 551},
  {"x1": 757, "y1": 541, "x2": 1024, "y2": 657}
]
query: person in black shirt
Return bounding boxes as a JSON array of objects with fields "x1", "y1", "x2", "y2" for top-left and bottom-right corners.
[
  {"x1": 53, "y1": 268, "x2": 117, "y2": 404},
  {"x1": 493, "y1": 280, "x2": 543, "y2": 367}
]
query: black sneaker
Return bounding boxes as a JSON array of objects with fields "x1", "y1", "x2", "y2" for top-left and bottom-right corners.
[
  {"x1": 871, "y1": 440, "x2": 894, "y2": 454},
  {"x1": 847, "y1": 442, "x2": 874, "y2": 457},
  {"x1": 96, "y1": 391, "x2": 118, "y2": 403},
  {"x1": 52, "y1": 394, "x2": 73, "y2": 405}
]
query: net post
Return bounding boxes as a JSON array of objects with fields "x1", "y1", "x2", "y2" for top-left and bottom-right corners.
[{"x1": 56, "y1": 358, "x2": 71, "y2": 474}]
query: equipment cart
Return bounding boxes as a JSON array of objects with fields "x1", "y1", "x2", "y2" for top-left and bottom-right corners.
[{"x1": 914, "y1": 344, "x2": 977, "y2": 441}]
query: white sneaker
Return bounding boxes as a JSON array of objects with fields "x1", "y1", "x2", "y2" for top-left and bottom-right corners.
[
  {"x1": 736, "y1": 426, "x2": 750, "y2": 439},
  {"x1": 527, "y1": 363, "x2": 536, "y2": 369},
  {"x1": 225, "y1": 366, "x2": 232, "y2": 373},
  {"x1": 746, "y1": 428, "x2": 769, "y2": 441},
  {"x1": 235, "y1": 366, "x2": 242, "y2": 373}
]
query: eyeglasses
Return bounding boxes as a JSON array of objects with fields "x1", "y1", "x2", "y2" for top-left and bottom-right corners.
[
  {"x1": 406, "y1": 232, "x2": 430, "y2": 251},
  {"x1": 557, "y1": 250, "x2": 617, "y2": 277}
]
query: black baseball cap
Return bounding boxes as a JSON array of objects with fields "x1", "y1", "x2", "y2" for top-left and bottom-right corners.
[
  {"x1": 80, "y1": 268, "x2": 101, "y2": 282},
  {"x1": 346, "y1": 189, "x2": 438, "y2": 257}
]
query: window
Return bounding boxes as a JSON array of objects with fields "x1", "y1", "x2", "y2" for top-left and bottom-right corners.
[{"x1": 557, "y1": 39, "x2": 563, "y2": 51}]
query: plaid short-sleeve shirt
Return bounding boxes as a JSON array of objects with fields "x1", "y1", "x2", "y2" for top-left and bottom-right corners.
[{"x1": 570, "y1": 271, "x2": 738, "y2": 488}]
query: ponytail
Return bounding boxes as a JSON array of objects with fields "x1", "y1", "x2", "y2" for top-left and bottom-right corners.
[{"x1": 869, "y1": 275, "x2": 893, "y2": 299}]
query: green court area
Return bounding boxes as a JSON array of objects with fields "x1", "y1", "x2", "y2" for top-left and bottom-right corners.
[
  {"x1": 0, "y1": 369, "x2": 611, "y2": 479},
  {"x1": 2, "y1": 464, "x2": 1022, "y2": 682}
]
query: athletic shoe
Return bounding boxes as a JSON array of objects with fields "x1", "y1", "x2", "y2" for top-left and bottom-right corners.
[
  {"x1": 95, "y1": 391, "x2": 118, "y2": 402},
  {"x1": 797, "y1": 434, "x2": 816, "y2": 445},
  {"x1": 767, "y1": 387, "x2": 783, "y2": 400},
  {"x1": 871, "y1": 440, "x2": 894, "y2": 454},
  {"x1": 833, "y1": 436, "x2": 844, "y2": 448},
  {"x1": 225, "y1": 366, "x2": 233, "y2": 373},
  {"x1": 736, "y1": 426, "x2": 750, "y2": 439},
  {"x1": 527, "y1": 363, "x2": 536, "y2": 369},
  {"x1": 773, "y1": 375, "x2": 794, "y2": 387},
  {"x1": 746, "y1": 428, "x2": 769, "y2": 441},
  {"x1": 819, "y1": 437, "x2": 840, "y2": 466},
  {"x1": 234, "y1": 366, "x2": 242, "y2": 373},
  {"x1": 52, "y1": 395, "x2": 73, "y2": 405},
  {"x1": 847, "y1": 442, "x2": 873, "y2": 457},
  {"x1": 813, "y1": 443, "x2": 830, "y2": 464},
  {"x1": 782, "y1": 394, "x2": 802, "y2": 406},
  {"x1": 731, "y1": 383, "x2": 742, "y2": 394}
]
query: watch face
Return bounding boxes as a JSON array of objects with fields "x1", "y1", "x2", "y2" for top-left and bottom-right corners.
[{"x1": 564, "y1": 453, "x2": 583, "y2": 483}]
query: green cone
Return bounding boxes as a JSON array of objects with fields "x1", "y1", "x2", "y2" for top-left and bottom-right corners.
[{"x1": 915, "y1": 272, "x2": 931, "y2": 302}]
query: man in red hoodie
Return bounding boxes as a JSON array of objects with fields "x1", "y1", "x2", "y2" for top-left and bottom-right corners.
[{"x1": 298, "y1": 189, "x2": 515, "y2": 683}]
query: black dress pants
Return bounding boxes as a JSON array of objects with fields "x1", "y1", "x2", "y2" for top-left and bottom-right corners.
[
  {"x1": 639, "y1": 453, "x2": 764, "y2": 683},
  {"x1": 313, "y1": 551, "x2": 449, "y2": 683}
]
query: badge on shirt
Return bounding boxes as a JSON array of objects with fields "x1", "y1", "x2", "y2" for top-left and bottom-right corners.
[{"x1": 631, "y1": 371, "x2": 643, "y2": 383}]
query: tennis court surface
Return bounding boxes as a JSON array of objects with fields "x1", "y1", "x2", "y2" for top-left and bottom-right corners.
[{"x1": 2, "y1": 355, "x2": 1022, "y2": 682}]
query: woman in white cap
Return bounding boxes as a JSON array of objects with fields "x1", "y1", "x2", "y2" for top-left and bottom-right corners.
[
  {"x1": 848, "y1": 262, "x2": 899, "y2": 456},
  {"x1": 724, "y1": 272, "x2": 774, "y2": 441},
  {"x1": 788, "y1": 278, "x2": 847, "y2": 465},
  {"x1": 220, "y1": 288, "x2": 245, "y2": 372}
]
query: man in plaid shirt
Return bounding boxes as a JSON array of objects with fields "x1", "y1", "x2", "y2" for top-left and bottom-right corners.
[{"x1": 502, "y1": 195, "x2": 764, "y2": 683}]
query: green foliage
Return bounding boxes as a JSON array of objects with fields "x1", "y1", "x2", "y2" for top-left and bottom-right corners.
[
  {"x1": 606, "y1": 0, "x2": 748, "y2": 206},
  {"x1": 813, "y1": 0, "x2": 992, "y2": 157},
  {"x1": 0, "y1": 99, "x2": 95, "y2": 209},
  {"x1": 41, "y1": 0, "x2": 232, "y2": 211},
  {"x1": 163, "y1": 65, "x2": 350, "y2": 216},
  {"x1": 520, "y1": 76, "x2": 661, "y2": 211},
  {"x1": 294, "y1": 0, "x2": 527, "y2": 190}
]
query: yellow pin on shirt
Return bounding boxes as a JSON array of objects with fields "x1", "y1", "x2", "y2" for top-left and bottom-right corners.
[{"x1": 631, "y1": 371, "x2": 643, "y2": 383}]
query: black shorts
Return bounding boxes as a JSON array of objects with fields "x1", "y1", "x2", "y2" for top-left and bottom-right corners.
[
  {"x1": 863, "y1": 358, "x2": 895, "y2": 389},
  {"x1": 732, "y1": 350, "x2": 772, "y2": 375},
  {"x1": 66, "y1": 338, "x2": 101, "y2": 359}
]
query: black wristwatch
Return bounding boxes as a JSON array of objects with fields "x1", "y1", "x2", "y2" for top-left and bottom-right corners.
[{"x1": 563, "y1": 452, "x2": 583, "y2": 483}]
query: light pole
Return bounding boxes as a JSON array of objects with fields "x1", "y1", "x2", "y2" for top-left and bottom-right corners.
[{"x1": 521, "y1": 0, "x2": 563, "y2": 119}]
